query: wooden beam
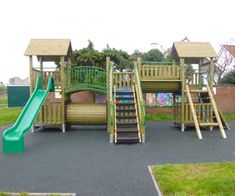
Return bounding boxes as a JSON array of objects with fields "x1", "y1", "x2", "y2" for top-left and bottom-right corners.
[
  {"x1": 198, "y1": 58, "x2": 202, "y2": 89},
  {"x1": 210, "y1": 57, "x2": 214, "y2": 91},
  {"x1": 40, "y1": 57, "x2": 43, "y2": 76},
  {"x1": 29, "y1": 56, "x2": 33, "y2": 95},
  {"x1": 186, "y1": 85, "x2": 202, "y2": 139},
  {"x1": 137, "y1": 57, "x2": 141, "y2": 77},
  {"x1": 206, "y1": 85, "x2": 226, "y2": 138},
  {"x1": 60, "y1": 56, "x2": 66, "y2": 133},
  {"x1": 106, "y1": 57, "x2": 110, "y2": 95},
  {"x1": 180, "y1": 58, "x2": 185, "y2": 131},
  {"x1": 106, "y1": 57, "x2": 110, "y2": 132},
  {"x1": 173, "y1": 93, "x2": 176, "y2": 121}
]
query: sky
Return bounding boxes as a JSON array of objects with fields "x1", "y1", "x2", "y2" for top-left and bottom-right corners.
[{"x1": 0, "y1": 0, "x2": 235, "y2": 84}]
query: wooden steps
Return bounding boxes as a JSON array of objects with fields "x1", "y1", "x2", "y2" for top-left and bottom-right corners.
[
  {"x1": 114, "y1": 89, "x2": 141, "y2": 144},
  {"x1": 185, "y1": 85, "x2": 227, "y2": 139}
]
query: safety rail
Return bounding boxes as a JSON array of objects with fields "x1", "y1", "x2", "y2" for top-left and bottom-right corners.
[
  {"x1": 64, "y1": 66, "x2": 106, "y2": 94},
  {"x1": 140, "y1": 64, "x2": 181, "y2": 80},
  {"x1": 32, "y1": 68, "x2": 61, "y2": 90},
  {"x1": 186, "y1": 72, "x2": 203, "y2": 88},
  {"x1": 36, "y1": 99, "x2": 62, "y2": 125},
  {"x1": 114, "y1": 85, "x2": 117, "y2": 143},
  {"x1": 134, "y1": 65, "x2": 145, "y2": 136},
  {"x1": 176, "y1": 102, "x2": 214, "y2": 123},
  {"x1": 113, "y1": 72, "x2": 134, "y2": 89}
]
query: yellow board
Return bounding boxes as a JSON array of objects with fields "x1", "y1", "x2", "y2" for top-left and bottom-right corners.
[{"x1": 141, "y1": 80, "x2": 181, "y2": 93}]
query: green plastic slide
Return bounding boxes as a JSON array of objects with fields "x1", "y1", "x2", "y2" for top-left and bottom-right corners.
[{"x1": 2, "y1": 76, "x2": 54, "y2": 153}]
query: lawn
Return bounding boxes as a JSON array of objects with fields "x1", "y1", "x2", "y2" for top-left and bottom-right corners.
[
  {"x1": 151, "y1": 162, "x2": 235, "y2": 195},
  {"x1": 0, "y1": 97, "x2": 7, "y2": 105},
  {"x1": 0, "y1": 107, "x2": 22, "y2": 127},
  {"x1": 224, "y1": 114, "x2": 235, "y2": 121},
  {"x1": 145, "y1": 114, "x2": 173, "y2": 121}
]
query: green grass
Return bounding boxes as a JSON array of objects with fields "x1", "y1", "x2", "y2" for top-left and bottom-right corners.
[
  {"x1": 146, "y1": 114, "x2": 173, "y2": 121},
  {"x1": 0, "y1": 97, "x2": 7, "y2": 105},
  {"x1": 224, "y1": 114, "x2": 235, "y2": 121},
  {"x1": 152, "y1": 162, "x2": 235, "y2": 195},
  {"x1": 0, "y1": 107, "x2": 22, "y2": 127}
]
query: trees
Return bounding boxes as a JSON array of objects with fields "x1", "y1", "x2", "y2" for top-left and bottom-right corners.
[
  {"x1": 71, "y1": 41, "x2": 103, "y2": 67},
  {"x1": 71, "y1": 40, "x2": 167, "y2": 70},
  {"x1": 220, "y1": 69, "x2": 235, "y2": 84},
  {"x1": 142, "y1": 49, "x2": 164, "y2": 62},
  {"x1": 102, "y1": 48, "x2": 133, "y2": 70},
  {"x1": 216, "y1": 44, "x2": 235, "y2": 83}
]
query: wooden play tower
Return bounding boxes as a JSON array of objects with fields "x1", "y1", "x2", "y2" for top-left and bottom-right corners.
[
  {"x1": 25, "y1": 39, "x2": 229, "y2": 140},
  {"x1": 2, "y1": 39, "x2": 230, "y2": 153}
]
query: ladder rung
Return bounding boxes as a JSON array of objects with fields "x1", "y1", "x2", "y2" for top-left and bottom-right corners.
[
  {"x1": 189, "y1": 90, "x2": 208, "y2": 93},
  {"x1": 199, "y1": 123, "x2": 219, "y2": 126}
]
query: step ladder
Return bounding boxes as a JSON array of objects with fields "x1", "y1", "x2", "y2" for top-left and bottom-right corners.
[
  {"x1": 185, "y1": 85, "x2": 227, "y2": 139},
  {"x1": 114, "y1": 87, "x2": 141, "y2": 144}
]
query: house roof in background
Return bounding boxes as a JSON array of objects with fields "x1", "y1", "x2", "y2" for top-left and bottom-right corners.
[{"x1": 223, "y1": 45, "x2": 235, "y2": 57}]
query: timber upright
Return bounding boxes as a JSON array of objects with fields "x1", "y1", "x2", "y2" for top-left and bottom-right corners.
[{"x1": 2, "y1": 39, "x2": 229, "y2": 153}]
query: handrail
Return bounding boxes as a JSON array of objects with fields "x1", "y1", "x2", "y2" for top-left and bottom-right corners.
[
  {"x1": 132, "y1": 85, "x2": 141, "y2": 143},
  {"x1": 64, "y1": 66, "x2": 106, "y2": 94},
  {"x1": 134, "y1": 64, "x2": 145, "y2": 135},
  {"x1": 140, "y1": 64, "x2": 181, "y2": 80},
  {"x1": 142, "y1": 61, "x2": 179, "y2": 65},
  {"x1": 114, "y1": 85, "x2": 117, "y2": 143},
  {"x1": 185, "y1": 85, "x2": 202, "y2": 139}
]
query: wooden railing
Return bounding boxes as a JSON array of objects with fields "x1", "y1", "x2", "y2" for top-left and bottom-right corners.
[
  {"x1": 64, "y1": 66, "x2": 106, "y2": 94},
  {"x1": 36, "y1": 100, "x2": 62, "y2": 125},
  {"x1": 113, "y1": 72, "x2": 134, "y2": 89},
  {"x1": 186, "y1": 72, "x2": 203, "y2": 88},
  {"x1": 32, "y1": 68, "x2": 61, "y2": 90},
  {"x1": 134, "y1": 65, "x2": 145, "y2": 136},
  {"x1": 177, "y1": 103, "x2": 213, "y2": 123},
  {"x1": 140, "y1": 64, "x2": 181, "y2": 80}
]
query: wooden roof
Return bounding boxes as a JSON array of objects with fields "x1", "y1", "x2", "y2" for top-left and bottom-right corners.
[
  {"x1": 172, "y1": 42, "x2": 217, "y2": 59},
  {"x1": 24, "y1": 39, "x2": 72, "y2": 56}
]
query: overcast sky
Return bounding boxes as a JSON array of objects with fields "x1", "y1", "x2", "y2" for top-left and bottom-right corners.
[{"x1": 0, "y1": 0, "x2": 234, "y2": 84}]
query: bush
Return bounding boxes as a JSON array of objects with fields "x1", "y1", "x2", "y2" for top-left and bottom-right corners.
[{"x1": 220, "y1": 69, "x2": 235, "y2": 84}]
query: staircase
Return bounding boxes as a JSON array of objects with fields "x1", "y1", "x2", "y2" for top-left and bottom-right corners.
[
  {"x1": 186, "y1": 85, "x2": 227, "y2": 139},
  {"x1": 114, "y1": 88, "x2": 141, "y2": 144}
]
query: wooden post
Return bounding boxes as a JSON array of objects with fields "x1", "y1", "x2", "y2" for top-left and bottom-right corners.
[
  {"x1": 173, "y1": 93, "x2": 176, "y2": 121},
  {"x1": 106, "y1": 57, "x2": 110, "y2": 132},
  {"x1": 186, "y1": 85, "x2": 202, "y2": 139},
  {"x1": 29, "y1": 56, "x2": 33, "y2": 95},
  {"x1": 180, "y1": 58, "x2": 185, "y2": 132},
  {"x1": 206, "y1": 85, "x2": 226, "y2": 138},
  {"x1": 40, "y1": 57, "x2": 43, "y2": 75},
  {"x1": 29, "y1": 56, "x2": 35, "y2": 133},
  {"x1": 60, "y1": 56, "x2": 66, "y2": 133},
  {"x1": 39, "y1": 57, "x2": 45, "y2": 124},
  {"x1": 210, "y1": 57, "x2": 214, "y2": 92},
  {"x1": 106, "y1": 57, "x2": 110, "y2": 94},
  {"x1": 137, "y1": 57, "x2": 141, "y2": 77},
  {"x1": 198, "y1": 58, "x2": 202, "y2": 89}
]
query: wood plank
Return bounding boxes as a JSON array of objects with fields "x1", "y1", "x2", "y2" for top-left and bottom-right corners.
[
  {"x1": 206, "y1": 85, "x2": 226, "y2": 138},
  {"x1": 186, "y1": 85, "x2": 202, "y2": 139},
  {"x1": 199, "y1": 123, "x2": 219, "y2": 126}
]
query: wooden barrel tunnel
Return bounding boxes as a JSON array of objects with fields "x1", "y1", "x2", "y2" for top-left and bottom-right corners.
[{"x1": 66, "y1": 103, "x2": 107, "y2": 125}]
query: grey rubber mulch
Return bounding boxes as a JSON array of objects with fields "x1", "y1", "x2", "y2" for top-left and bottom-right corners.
[{"x1": 0, "y1": 122, "x2": 235, "y2": 196}]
